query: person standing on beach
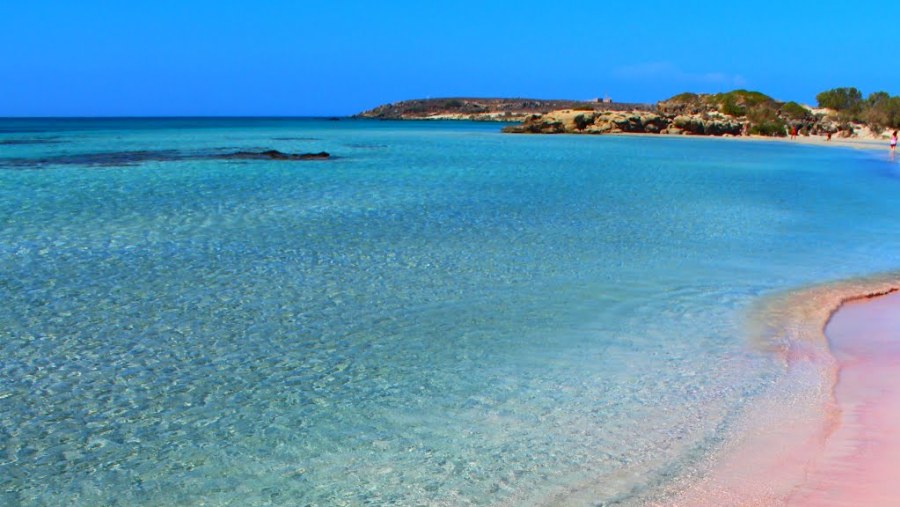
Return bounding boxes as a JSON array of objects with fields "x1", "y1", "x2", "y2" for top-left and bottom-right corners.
[{"x1": 891, "y1": 131, "x2": 897, "y2": 152}]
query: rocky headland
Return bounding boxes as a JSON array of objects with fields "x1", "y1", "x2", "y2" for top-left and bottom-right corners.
[
  {"x1": 356, "y1": 97, "x2": 654, "y2": 122},
  {"x1": 502, "y1": 90, "x2": 863, "y2": 138},
  {"x1": 358, "y1": 90, "x2": 897, "y2": 141}
]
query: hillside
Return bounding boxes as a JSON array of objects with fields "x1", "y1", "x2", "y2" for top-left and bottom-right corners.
[
  {"x1": 357, "y1": 89, "x2": 899, "y2": 140},
  {"x1": 503, "y1": 90, "x2": 889, "y2": 138},
  {"x1": 356, "y1": 97, "x2": 655, "y2": 122}
]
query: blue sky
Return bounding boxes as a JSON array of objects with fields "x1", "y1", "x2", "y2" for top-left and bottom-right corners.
[{"x1": 1, "y1": 1, "x2": 895, "y2": 116}]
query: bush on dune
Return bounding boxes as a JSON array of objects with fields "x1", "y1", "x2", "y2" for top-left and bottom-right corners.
[
  {"x1": 780, "y1": 101, "x2": 810, "y2": 120},
  {"x1": 747, "y1": 106, "x2": 787, "y2": 136}
]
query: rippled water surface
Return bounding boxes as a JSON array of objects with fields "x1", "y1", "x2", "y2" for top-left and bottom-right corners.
[{"x1": 2, "y1": 118, "x2": 900, "y2": 505}]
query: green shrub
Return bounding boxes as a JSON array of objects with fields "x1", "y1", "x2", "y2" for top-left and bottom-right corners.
[
  {"x1": 733, "y1": 90, "x2": 771, "y2": 105},
  {"x1": 816, "y1": 87, "x2": 863, "y2": 114},
  {"x1": 668, "y1": 92, "x2": 699, "y2": 103},
  {"x1": 573, "y1": 114, "x2": 592, "y2": 130},
  {"x1": 708, "y1": 90, "x2": 776, "y2": 117},
  {"x1": 780, "y1": 101, "x2": 809, "y2": 120},
  {"x1": 443, "y1": 100, "x2": 464, "y2": 109},
  {"x1": 864, "y1": 92, "x2": 900, "y2": 130},
  {"x1": 714, "y1": 90, "x2": 774, "y2": 108},
  {"x1": 750, "y1": 121, "x2": 787, "y2": 136},
  {"x1": 889, "y1": 97, "x2": 900, "y2": 128},
  {"x1": 721, "y1": 96, "x2": 746, "y2": 116},
  {"x1": 746, "y1": 105, "x2": 786, "y2": 136},
  {"x1": 867, "y1": 91, "x2": 891, "y2": 108}
]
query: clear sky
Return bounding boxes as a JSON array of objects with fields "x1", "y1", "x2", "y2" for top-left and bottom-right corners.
[{"x1": 1, "y1": 1, "x2": 895, "y2": 117}]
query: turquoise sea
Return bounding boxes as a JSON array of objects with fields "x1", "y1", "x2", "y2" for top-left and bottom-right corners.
[{"x1": 2, "y1": 118, "x2": 899, "y2": 506}]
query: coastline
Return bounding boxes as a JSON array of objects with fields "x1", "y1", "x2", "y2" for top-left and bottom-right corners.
[
  {"x1": 608, "y1": 131, "x2": 892, "y2": 152},
  {"x1": 649, "y1": 275, "x2": 900, "y2": 506},
  {"x1": 791, "y1": 290, "x2": 900, "y2": 505}
]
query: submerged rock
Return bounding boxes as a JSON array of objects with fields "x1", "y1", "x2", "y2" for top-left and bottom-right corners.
[
  {"x1": 0, "y1": 150, "x2": 182, "y2": 167},
  {"x1": 220, "y1": 150, "x2": 330, "y2": 161},
  {"x1": 0, "y1": 148, "x2": 332, "y2": 169}
]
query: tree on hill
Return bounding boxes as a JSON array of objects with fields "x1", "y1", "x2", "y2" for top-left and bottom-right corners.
[
  {"x1": 816, "y1": 87, "x2": 863, "y2": 115},
  {"x1": 711, "y1": 90, "x2": 774, "y2": 109},
  {"x1": 863, "y1": 91, "x2": 900, "y2": 131},
  {"x1": 812, "y1": 88, "x2": 900, "y2": 132},
  {"x1": 780, "y1": 101, "x2": 810, "y2": 121}
]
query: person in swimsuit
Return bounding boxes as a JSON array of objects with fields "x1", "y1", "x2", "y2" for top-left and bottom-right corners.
[{"x1": 891, "y1": 131, "x2": 897, "y2": 152}]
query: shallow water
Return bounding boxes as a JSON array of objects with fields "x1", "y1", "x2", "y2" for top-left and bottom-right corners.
[{"x1": 2, "y1": 119, "x2": 899, "y2": 505}]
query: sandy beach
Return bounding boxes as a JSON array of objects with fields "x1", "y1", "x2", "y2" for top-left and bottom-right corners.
[
  {"x1": 789, "y1": 290, "x2": 900, "y2": 505},
  {"x1": 655, "y1": 277, "x2": 900, "y2": 506},
  {"x1": 738, "y1": 131, "x2": 893, "y2": 152},
  {"x1": 633, "y1": 124, "x2": 900, "y2": 504},
  {"x1": 610, "y1": 129, "x2": 895, "y2": 153}
]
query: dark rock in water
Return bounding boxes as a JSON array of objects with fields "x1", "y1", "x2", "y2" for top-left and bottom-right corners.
[
  {"x1": 0, "y1": 138, "x2": 63, "y2": 145},
  {"x1": 220, "y1": 150, "x2": 330, "y2": 161},
  {"x1": 0, "y1": 150, "x2": 182, "y2": 168},
  {"x1": 0, "y1": 148, "x2": 331, "y2": 169}
]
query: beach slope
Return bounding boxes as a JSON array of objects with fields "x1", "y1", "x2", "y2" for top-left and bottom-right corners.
[{"x1": 658, "y1": 283, "x2": 900, "y2": 506}]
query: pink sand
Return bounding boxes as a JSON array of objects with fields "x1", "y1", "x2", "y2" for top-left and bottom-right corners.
[
  {"x1": 788, "y1": 291, "x2": 900, "y2": 506},
  {"x1": 657, "y1": 285, "x2": 900, "y2": 506}
]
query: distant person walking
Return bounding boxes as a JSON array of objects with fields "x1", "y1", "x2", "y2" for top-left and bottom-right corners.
[
  {"x1": 790, "y1": 125, "x2": 798, "y2": 140},
  {"x1": 891, "y1": 131, "x2": 897, "y2": 152}
]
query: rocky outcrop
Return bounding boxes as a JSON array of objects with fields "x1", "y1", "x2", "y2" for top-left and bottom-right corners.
[
  {"x1": 502, "y1": 108, "x2": 755, "y2": 136},
  {"x1": 0, "y1": 149, "x2": 332, "y2": 168},
  {"x1": 668, "y1": 114, "x2": 744, "y2": 136},
  {"x1": 356, "y1": 98, "x2": 655, "y2": 122},
  {"x1": 220, "y1": 150, "x2": 330, "y2": 160},
  {"x1": 502, "y1": 110, "x2": 669, "y2": 134},
  {"x1": 359, "y1": 92, "x2": 876, "y2": 139},
  {"x1": 500, "y1": 104, "x2": 864, "y2": 138}
]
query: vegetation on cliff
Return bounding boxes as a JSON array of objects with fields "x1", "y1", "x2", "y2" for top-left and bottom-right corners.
[
  {"x1": 656, "y1": 90, "x2": 791, "y2": 136},
  {"x1": 816, "y1": 87, "x2": 900, "y2": 131},
  {"x1": 360, "y1": 87, "x2": 900, "y2": 138},
  {"x1": 356, "y1": 98, "x2": 654, "y2": 121}
]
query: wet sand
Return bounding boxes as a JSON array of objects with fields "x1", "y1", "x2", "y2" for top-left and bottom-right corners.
[
  {"x1": 654, "y1": 278, "x2": 900, "y2": 506},
  {"x1": 788, "y1": 290, "x2": 900, "y2": 505}
]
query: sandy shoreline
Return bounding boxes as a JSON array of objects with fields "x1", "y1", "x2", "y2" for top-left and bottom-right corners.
[
  {"x1": 605, "y1": 130, "x2": 895, "y2": 153},
  {"x1": 790, "y1": 290, "x2": 900, "y2": 505},
  {"x1": 654, "y1": 277, "x2": 900, "y2": 506},
  {"x1": 722, "y1": 132, "x2": 892, "y2": 153}
]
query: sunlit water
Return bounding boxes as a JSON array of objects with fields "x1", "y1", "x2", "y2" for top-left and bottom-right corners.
[{"x1": 2, "y1": 118, "x2": 899, "y2": 505}]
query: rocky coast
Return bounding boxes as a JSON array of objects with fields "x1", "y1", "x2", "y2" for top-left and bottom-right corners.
[
  {"x1": 356, "y1": 97, "x2": 654, "y2": 122},
  {"x1": 358, "y1": 91, "x2": 896, "y2": 143},
  {"x1": 501, "y1": 92, "x2": 873, "y2": 139}
]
